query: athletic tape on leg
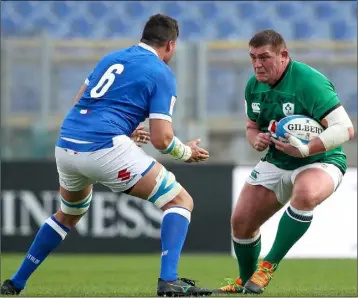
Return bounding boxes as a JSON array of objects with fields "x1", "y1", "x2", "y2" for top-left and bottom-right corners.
[
  {"x1": 60, "y1": 190, "x2": 93, "y2": 215},
  {"x1": 148, "y1": 168, "x2": 182, "y2": 208}
]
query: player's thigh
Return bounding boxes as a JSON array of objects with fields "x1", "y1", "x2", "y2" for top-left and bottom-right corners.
[
  {"x1": 291, "y1": 163, "x2": 343, "y2": 210},
  {"x1": 80, "y1": 136, "x2": 186, "y2": 210},
  {"x1": 55, "y1": 147, "x2": 94, "y2": 201},
  {"x1": 127, "y1": 162, "x2": 192, "y2": 211},
  {"x1": 55, "y1": 147, "x2": 94, "y2": 225},
  {"x1": 78, "y1": 136, "x2": 155, "y2": 193},
  {"x1": 246, "y1": 160, "x2": 293, "y2": 205},
  {"x1": 232, "y1": 183, "x2": 282, "y2": 236}
]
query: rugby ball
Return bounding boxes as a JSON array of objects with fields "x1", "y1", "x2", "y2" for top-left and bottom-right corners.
[{"x1": 275, "y1": 115, "x2": 324, "y2": 144}]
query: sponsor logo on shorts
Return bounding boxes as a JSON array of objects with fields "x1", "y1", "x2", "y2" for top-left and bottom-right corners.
[
  {"x1": 124, "y1": 174, "x2": 137, "y2": 185},
  {"x1": 118, "y1": 169, "x2": 138, "y2": 185},
  {"x1": 118, "y1": 169, "x2": 131, "y2": 181},
  {"x1": 250, "y1": 169, "x2": 259, "y2": 180}
]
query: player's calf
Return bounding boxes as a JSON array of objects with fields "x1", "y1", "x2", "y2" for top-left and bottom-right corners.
[
  {"x1": 128, "y1": 162, "x2": 211, "y2": 293},
  {"x1": 1, "y1": 187, "x2": 93, "y2": 292}
]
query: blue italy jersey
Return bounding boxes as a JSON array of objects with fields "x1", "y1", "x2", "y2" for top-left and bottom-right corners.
[{"x1": 56, "y1": 43, "x2": 177, "y2": 151}]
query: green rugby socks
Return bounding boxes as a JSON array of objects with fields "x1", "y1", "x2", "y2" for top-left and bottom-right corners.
[
  {"x1": 265, "y1": 205, "x2": 313, "y2": 265},
  {"x1": 232, "y1": 233, "x2": 261, "y2": 284}
]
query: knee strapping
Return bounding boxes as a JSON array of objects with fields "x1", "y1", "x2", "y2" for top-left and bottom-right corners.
[
  {"x1": 148, "y1": 168, "x2": 182, "y2": 208},
  {"x1": 60, "y1": 190, "x2": 93, "y2": 215}
]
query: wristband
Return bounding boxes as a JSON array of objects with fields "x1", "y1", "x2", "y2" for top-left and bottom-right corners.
[{"x1": 160, "y1": 136, "x2": 192, "y2": 161}]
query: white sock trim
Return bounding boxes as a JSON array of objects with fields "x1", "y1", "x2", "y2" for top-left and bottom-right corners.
[
  {"x1": 163, "y1": 207, "x2": 191, "y2": 223},
  {"x1": 45, "y1": 217, "x2": 67, "y2": 240},
  {"x1": 232, "y1": 232, "x2": 261, "y2": 245},
  {"x1": 289, "y1": 205, "x2": 314, "y2": 217}
]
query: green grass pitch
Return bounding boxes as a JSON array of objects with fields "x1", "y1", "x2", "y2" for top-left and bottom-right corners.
[{"x1": 1, "y1": 254, "x2": 357, "y2": 297}]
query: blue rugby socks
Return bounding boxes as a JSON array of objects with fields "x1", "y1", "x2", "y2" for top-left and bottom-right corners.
[
  {"x1": 10, "y1": 215, "x2": 70, "y2": 290},
  {"x1": 160, "y1": 207, "x2": 191, "y2": 281}
]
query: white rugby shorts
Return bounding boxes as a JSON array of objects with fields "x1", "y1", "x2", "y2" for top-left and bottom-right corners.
[
  {"x1": 246, "y1": 161, "x2": 343, "y2": 205},
  {"x1": 55, "y1": 135, "x2": 155, "y2": 192}
]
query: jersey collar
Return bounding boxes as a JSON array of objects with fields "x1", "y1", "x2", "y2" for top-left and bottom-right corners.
[
  {"x1": 270, "y1": 59, "x2": 292, "y2": 89},
  {"x1": 138, "y1": 42, "x2": 159, "y2": 57}
]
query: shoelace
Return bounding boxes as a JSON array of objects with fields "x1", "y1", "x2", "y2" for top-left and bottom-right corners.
[
  {"x1": 219, "y1": 277, "x2": 242, "y2": 291},
  {"x1": 251, "y1": 263, "x2": 277, "y2": 287},
  {"x1": 221, "y1": 278, "x2": 236, "y2": 286}
]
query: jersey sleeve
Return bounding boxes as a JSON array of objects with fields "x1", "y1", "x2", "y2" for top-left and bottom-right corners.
[
  {"x1": 245, "y1": 76, "x2": 257, "y2": 122},
  {"x1": 149, "y1": 68, "x2": 177, "y2": 122},
  {"x1": 84, "y1": 71, "x2": 94, "y2": 85},
  {"x1": 301, "y1": 76, "x2": 341, "y2": 121}
]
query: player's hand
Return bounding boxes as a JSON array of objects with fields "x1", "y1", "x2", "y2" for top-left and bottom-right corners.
[
  {"x1": 131, "y1": 125, "x2": 150, "y2": 147},
  {"x1": 253, "y1": 132, "x2": 272, "y2": 151},
  {"x1": 271, "y1": 134, "x2": 309, "y2": 158},
  {"x1": 185, "y1": 139, "x2": 209, "y2": 163}
]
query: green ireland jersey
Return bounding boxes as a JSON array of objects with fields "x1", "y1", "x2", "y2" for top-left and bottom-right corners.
[{"x1": 245, "y1": 60, "x2": 347, "y2": 174}]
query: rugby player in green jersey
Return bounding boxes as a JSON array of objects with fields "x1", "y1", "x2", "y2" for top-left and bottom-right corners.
[{"x1": 214, "y1": 30, "x2": 355, "y2": 294}]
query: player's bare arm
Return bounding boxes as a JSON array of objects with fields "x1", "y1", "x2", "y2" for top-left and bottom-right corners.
[
  {"x1": 150, "y1": 119, "x2": 175, "y2": 149},
  {"x1": 150, "y1": 119, "x2": 209, "y2": 162},
  {"x1": 73, "y1": 83, "x2": 87, "y2": 105},
  {"x1": 246, "y1": 118, "x2": 271, "y2": 152},
  {"x1": 271, "y1": 106, "x2": 354, "y2": 158}
]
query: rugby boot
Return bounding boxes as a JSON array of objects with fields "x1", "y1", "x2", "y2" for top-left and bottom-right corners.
[
  {"x1": 0, "y1": 280, "x2": 22, "y2": 296},
  {"x1": 212, "y1": 277, "x2": 244, "y2": 294},
  {"x1": 243, "y1": 261, "x2": 276, "y2": 294},
  {"x1": 157, "y1": 277, "x2": 212, "y2": 297}
]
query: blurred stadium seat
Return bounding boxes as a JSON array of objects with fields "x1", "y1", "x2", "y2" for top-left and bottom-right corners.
[{"x1": 1, "y1": 1, "x2": 356, "y2": 40}]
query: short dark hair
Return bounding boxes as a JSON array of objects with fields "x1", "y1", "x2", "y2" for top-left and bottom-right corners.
[
  {"x1": 140, "y1": 14, "x2": 179, "y2": 48},
  {"x1": 249, "y1": 29, "x2": 286, "y2": 50}
]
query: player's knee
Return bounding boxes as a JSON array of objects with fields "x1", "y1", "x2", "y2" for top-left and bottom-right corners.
[
  {"x1": 291, "y1": 187, "x2": 321, "y2": 210},
  {"x1": 230, "y1": 213, "x2": 257, "y2": 238},
  {"x1": 164, "y1": 188, "x2": 194, "y2": 212},
  {"x1": 147, "y1": 167, "x2": 188, "y2": 210},
  {"x1": 60, "y1": 189, "x2": 93, "y2": 217},
  {"x1": 54, "y1": 210, "x2": 82, "y2": 228}
]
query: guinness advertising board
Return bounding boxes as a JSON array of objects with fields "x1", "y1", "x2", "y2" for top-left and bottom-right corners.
[{"x1": 1, "y1": 162, "x2": 233, "y2": 253}]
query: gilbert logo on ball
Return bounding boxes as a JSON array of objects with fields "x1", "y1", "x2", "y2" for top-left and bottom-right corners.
[{"x1": 276, "y1": 115, "x2": 324, "y2": 144}]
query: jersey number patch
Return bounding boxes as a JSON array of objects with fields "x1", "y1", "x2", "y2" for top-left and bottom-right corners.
[{"x1": 90, "y1": 64, "x2": 124, "y2": 98}]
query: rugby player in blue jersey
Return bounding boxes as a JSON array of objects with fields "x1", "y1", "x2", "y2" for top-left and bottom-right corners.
[{"x1": 1, "y1": 14, "x2": 211, "y2": 297}]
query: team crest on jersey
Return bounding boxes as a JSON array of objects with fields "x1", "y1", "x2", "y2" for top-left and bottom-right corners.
[{"x1": 283, "y1": 102, "x2": 294, "y2": 116}]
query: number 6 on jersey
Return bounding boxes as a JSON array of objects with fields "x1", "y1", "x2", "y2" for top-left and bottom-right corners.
[{"x1": 90, "y1": 64, "x2": 124, "y2": 98}]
